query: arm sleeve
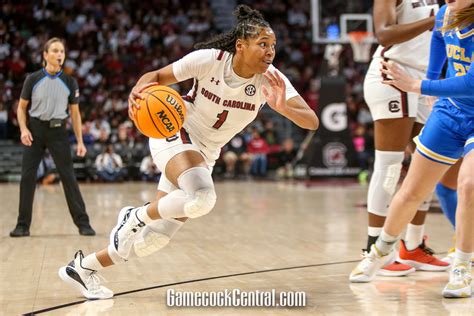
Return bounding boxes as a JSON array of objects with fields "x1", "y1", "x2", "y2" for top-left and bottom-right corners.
[
  {"x1": 421, "y1": 62, "x2": 474, "y2": 97},
  {"x1": 172, "y1": 49, "x2": 217, "y2": 82},
  {"x1": 20, "y1": 74, "x2": 34, "y2": 100},
  {"x1": 426, "y1": 8, "x2": 447, "y2": 80},
  {"x1": 68, "y1": 77, "x2": 80, "y2": 104}
]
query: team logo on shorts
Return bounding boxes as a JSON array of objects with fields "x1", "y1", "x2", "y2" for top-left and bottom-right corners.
[
  {"x1": 388, "y1": 100, "x2": 400, "y2": 113},
  {"x1": 245, "y1": 84, "x2": 256, "y2": 96}
]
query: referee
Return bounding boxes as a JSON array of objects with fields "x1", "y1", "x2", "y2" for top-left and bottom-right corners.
[{"x1": 10, "y1": 38, "x2": 95, "y2": 237}]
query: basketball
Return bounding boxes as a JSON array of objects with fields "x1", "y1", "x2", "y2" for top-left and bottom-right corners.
[{"x1": 133, "y1": 84, "x2": 186, "y2": 139}]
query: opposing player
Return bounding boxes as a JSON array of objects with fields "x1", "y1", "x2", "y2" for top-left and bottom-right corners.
[
  {"x1": 355, "y1": 0, "x2": 448, "y2": 281},
  {"x1": 58, "y1": 5, "x2": 318, "y2": 299},
  {"x1": 350, "y1": 0, "x2": 473, "y2": 298}
]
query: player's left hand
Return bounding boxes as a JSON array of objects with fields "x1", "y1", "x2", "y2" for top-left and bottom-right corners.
[
  {"x1": 380, "y1": 60, "x2": 421, "y2": 93},
  {"x1": 262, "y1": 70, "x2": 286, "y2": 112},
  {"x1": 76, "y1": 142, "x2": 87, "y2": 157}
]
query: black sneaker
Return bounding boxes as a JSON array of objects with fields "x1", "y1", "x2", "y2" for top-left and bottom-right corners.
[
  {"x1": 10, "y1": 226, "x2": 30, "y2": 237},
  {"x1": 79, "y1": 225, "x2": 96, "y2": 236}
]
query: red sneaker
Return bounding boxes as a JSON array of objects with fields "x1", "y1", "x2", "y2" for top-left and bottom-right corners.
[
  {"x1": 398, "y1": 236, "x2": 450, "y2": 271},
  {"x1": 377, "y1": 261, "x2": 415, "y2": 277}
]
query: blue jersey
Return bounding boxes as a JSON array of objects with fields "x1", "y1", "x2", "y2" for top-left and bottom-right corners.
[{"x1": 421, "y1": 5, "x2": 474, "y2": 116}]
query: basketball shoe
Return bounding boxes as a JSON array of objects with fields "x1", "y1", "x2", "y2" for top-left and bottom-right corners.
[
  {"x1": 110, "y1": 206, "x2": 146, "y2": 258},
  {"x1": 442, "y1": 248, "x2": 474, "y2": 265},
  {"x1": 377, "y1": 261, "x2": 415, "y2": 277},
  {"x1": 350, "y1": 245, "x2": 396, "y2": 283},
  {"x1": 398, "y1": 236, "x2": 449, "y2": 271},
  {"x1": 58, "y1": 250, "x2": 113, "y2": 299},
  {"x1": 442, "y1": 263, "x2": 472, "y2": 298}
]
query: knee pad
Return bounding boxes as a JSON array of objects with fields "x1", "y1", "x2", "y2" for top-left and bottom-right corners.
[
  {"x1": 134, "y1": 228, "x2": 171, "y2": 257},
  {"x1": 158, "y1": 167, "x2": 216, "y2": 219},
  {"x1": 178, "y1": 167, "x2": 217, "y2": 218},
  {"x1": 367, "y1": 150, "x2": 404, "y2": 216},
  {"x1": 134, "y1": 219, "x2": 184, "y2": 257},
  {"x1": 183, "y1": 187, "x2": 217, "y2": 218}
]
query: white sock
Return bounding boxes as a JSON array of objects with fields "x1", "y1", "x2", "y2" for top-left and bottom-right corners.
[
  {"x1": 78, "y1": 253, "x2": 104, "y2": 277},
  {"x1": 375, "y1": 230, "x2": 398, "y2": 255},
  {"x1": 107, "y1": 245, "x2": 128, "y2": 264},
  {"x1": 405, "y1": 224, "x2": 424, "y2": 251},
  {"x1": 454, "y1": 248, "x2": 473, "y2": 267},
  {"x1": 368, "y1": 226, "x2": 382, "y2": 237},
  {"x1": 135, "y1": 205, "x2": 154, "y2": 224}
]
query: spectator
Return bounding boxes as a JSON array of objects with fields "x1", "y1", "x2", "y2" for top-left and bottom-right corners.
[
  {"x1": 222, "y1": 132, "x2": 251, "y2": 179},
  {"x1": 0, "y1": 101, "x2": 7, "y2": 139},
  {"x1": 247, "y1": 128, "x2": 270, "y2": 178},
  {"x1": 139, "y1": 154, "x2": 161, "y2": 182},
  {"x1": 37, "y1": 150, "x2": 59, "y2": 185},
  {"x1": 95, "y1": 144, "x2": 126, "y2": 182},
  {"x1": 275, "y1": 138, "x2": 297, "y2": 179}
]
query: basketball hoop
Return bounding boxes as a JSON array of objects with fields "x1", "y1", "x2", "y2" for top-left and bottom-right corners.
[{"x1": 348, "y1": 31, "x2": 373, "y2": 63}]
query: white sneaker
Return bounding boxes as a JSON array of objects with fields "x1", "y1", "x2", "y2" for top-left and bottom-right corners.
[
  {"x1": 442, "y1": 248, "x2": 456, "y2": 266},
  {"x1": 58, "y1": 250, "x2": 113, "y2": 300},
  {"x1": 133, "y1": 227, "x2": 170, "y2": 257},
  {"x1": 350, "y1": 245, "x2": 396, "y2": 283},
  {"x1": 442, "y1": 263, "x2": 472, "y2": 298},
  {"x1": 110, "y1": 206, "x2": 146, "y2": 258}
]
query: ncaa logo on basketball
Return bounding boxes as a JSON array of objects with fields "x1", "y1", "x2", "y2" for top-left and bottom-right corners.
[
  {"x1": 155, "y1": 110, "x2": 175, "y2": 132},
  {"x1": 321, "y1": 103, "x2": 347, "y2": 132},
  {"x1": 323, "y1": 142, "x2": 347, "y2": 168},
  {"x1": 388, "y1": 100, "x2": 400, "y2": 113},
  {"x1": 245, "y1": 84, "x2": 256, "y2": 96}
]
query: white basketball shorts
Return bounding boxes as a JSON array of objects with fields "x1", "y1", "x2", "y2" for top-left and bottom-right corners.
[
  {"x1": 364, "y1": 57, "x2": 430, "y2": 123},
  {"x1": 149, "y1": 128, "x2": 218, "y2": 192}
]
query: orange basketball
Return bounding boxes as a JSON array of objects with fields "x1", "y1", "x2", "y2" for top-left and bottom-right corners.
[{"x1": 133, "y1": 85, "x2": 186, "y2": 139}]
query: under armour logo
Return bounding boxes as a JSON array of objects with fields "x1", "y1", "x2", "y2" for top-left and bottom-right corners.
[{"x1": 211, "y1": 77, "x2": 220, "y2": 85}]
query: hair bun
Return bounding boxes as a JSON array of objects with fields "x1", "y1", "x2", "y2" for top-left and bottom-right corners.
[{"x1": 234, "y1": 4, "x2": 264, "y2": 22}]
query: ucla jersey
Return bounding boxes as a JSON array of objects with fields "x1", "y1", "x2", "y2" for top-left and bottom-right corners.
[{"x1": 432, "y1": 5, "x2": 474, "y2": 115}]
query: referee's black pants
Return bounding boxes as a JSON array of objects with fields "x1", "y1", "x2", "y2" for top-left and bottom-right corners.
[{"x1": 16, "y1": 118, "x2": 90, "y2": 229}]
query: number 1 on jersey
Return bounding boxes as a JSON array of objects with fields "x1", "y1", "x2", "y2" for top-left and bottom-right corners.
[{"x1": 213, "y1": 110, "x2": 228, "y2": 129}]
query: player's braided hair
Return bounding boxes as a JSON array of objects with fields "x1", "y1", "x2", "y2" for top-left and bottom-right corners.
[
  {"x1": 194, "y1": 5, "x2": 270, "y2": 53},
  {"x1": 441, "y1": 4, "x2": 474, "y2": 32}
]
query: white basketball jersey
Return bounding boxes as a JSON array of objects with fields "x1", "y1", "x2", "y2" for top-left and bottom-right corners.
[
  {"x1": 372, "y1": 0, "x2": 439, "y2": 71},
  {"x1": 172, "y1": 49, "x2": 299, "y2": 151}
]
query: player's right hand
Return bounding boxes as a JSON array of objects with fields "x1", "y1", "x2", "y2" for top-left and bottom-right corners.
[
  {"x1": 20, "y1": 128, "x2": 33, "y2": 146},
  {"x1": 128, "y1": 82, "x2": 159, "y2": 120}
]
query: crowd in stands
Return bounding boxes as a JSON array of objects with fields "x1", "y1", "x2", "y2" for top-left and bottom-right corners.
[{"x1": 0, "y1": 0, "x2": 374, "y2": 182}]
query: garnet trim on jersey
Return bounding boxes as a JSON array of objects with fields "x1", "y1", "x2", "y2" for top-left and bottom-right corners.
[
  {"x1": 380, "y1": 50, "x2": 409, "y2": 118},
  {"x1": 217, "y1": 50, "x2": 224, "y2": 61},
  {"x1": 180, "y1": 128, "x2": 192, "y2": 144}
]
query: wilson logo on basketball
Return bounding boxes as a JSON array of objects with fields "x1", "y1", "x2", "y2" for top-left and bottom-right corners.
[
  {"x1": 155, "y1": 110, "x2": 175, "y2": 132},
  {"x1": 166, "y1": 95, "x2": 185, "y2": 123},
  {"x1": 134, "y1": 84, "x2": 186, "y2": 139}
]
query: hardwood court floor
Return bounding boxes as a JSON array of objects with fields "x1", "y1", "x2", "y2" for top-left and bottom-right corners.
[{"x1": 0, "y1": 181, "x2": 468, "y2": 315}]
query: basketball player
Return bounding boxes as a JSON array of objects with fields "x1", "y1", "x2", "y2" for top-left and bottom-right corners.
[
  {"x1": 58, "y1": 5, "x2": 318, "y2": 299},
  {"x1": 350, "y1": 0, "x2": 474, "y2": 298},
  {"x1": 354, "y1": 0, "x2": 449, "y2": 281}
]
